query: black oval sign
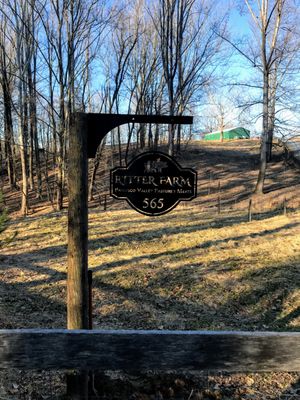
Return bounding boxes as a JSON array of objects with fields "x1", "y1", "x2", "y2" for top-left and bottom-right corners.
[{"x1": 110, "y1": 151, "x2": 197, "y2": 216}]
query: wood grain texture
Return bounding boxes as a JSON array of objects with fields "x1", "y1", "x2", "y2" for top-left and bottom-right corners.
[
  {"x1": 0, "y1": 329, "x2": 299, "y2": 371},
  {"x1": 67, "y1": 113, "x2": 89, "y2": 329}
]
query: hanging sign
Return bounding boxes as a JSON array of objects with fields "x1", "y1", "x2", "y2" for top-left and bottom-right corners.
[{"x1": 110, "y1": 151, "x2": 197, "y2": 216}]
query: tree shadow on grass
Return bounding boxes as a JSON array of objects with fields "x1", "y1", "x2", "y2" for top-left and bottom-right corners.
[
  {"x1": 0, "y1": 277, "x2": 66, "y2": 329},
  {"x1": 0, "y1": 210, "x2": 297, "y2": 329},
  {"x1": 91, "y1": 254, "x2": 300, "y2": 398},
  {"x1": 91, "y1": 219, "x2": 299, "y2": 274},
  {"x1": 0, "y1": 208, "x2": 298, "y2": 329},
  {"x1": 92, "y1": 252, "x2": 300, "y2": 332},
  {"x1": 90, "y1": 211, "x2": 299, "y2": 252},
  {"x1": 0, "y1": 218, "x2": 299, "y2": 398}
]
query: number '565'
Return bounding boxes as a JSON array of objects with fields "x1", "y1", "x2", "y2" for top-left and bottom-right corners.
[{"x1": 142, "y1": 198, "x2": 164, "y2": 209}]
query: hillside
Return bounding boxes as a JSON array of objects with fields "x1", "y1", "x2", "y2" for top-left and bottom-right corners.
[
  {"x1": 2, "y1": 139, "x2": 300, "y2": 216},
  {"x1": 0, "y1": 140, "x2": 300, "y2": 399}
]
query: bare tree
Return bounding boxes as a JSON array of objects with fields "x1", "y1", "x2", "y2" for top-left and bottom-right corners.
[
  {"x1": 247, "y1": 0, "x2": 285, "y2": 192},
  {"x1": 203, "y1": 92, "x2": 239, "y2": 141},
  {"x1": 39, "y1": 0, "x2": 106, "y2": 209},
  {"x1": 8, "y1": 0, "x2": 34, "y2": 215},
  {"x1": 0, "y1": 15, "x2": 16, "y2": 189},
  {"x1": 126, "y1": 0, "x2": 162, "y2": 152},
  {"x1": 88, "y1": 7, "x2": 138, "y2": 200},
  {"x1": 224, "y1": 0, "x2": 300, "y2": 193},
  {"x1": 152, "y1": 0, "x2": 226, "y2": 155}
]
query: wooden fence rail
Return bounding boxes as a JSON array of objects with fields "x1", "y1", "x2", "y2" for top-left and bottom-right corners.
[{"x1": 0, "y1": 329, "x2": 300, "y2": 372}]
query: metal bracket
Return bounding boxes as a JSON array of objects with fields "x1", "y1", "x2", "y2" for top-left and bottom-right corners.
[{"x1": 85, "y1": 113, "x2": 193, "y2": 158}]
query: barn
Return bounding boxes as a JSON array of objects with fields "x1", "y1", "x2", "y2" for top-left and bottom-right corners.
[{"x1": 203, "y1": 127, "x2": 250, "y2": 141}]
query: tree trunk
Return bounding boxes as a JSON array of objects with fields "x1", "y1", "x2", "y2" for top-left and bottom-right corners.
[
  {"x1": 125, "y1": 124, "x2": 135, "y2": 164},
  {"x1": 254, "y1": 67, "x2": 269, "y2": 194},
  {"x1": 56, "y1": 73, "x2": 66, "y2": 211},
  {"x1": 29, "y1": 54, "x2": 42, "y2": 198},
  {"x1": 88, "y1": 140, "x2": 105, "y2": 201},
  {"x1": 19, "y1": 115, "x2": 29, "y2": 216},
  {"x1": 17, "y1": 51, "x2": 29, "y2": 215},
  {"x1": 29, "y1": 122, "x2": 35, "y2": 190},
  {"x1": 168, "y1": 124, "x2": 175, "y2": 156},
  {"x1": 176, "y1": 124, "x2": 181, "y2": 153},
  {"x1": 220, "y1": 127, "x2": 224, "y2": 142},
  {"x1": 266, "y1": 71, "x2": 277, "y2": 162},
  {"x1": 154, "y1": 124, "x2": 159, "y2": 150},
  {"x1": 148, "y1": 124, "x2": 153, "y2": 148},
  {"x1": 3, "y1": 83, "x2": 16, "y2": 189},
  {"x1": 56, "y1": 150, "x2": 64, "y2": 210},
  {"x1": 0, "y1": 19, "x2": 16, "y2": 189}
]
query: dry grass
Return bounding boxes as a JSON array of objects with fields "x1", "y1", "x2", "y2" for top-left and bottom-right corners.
[
  {"x1": 1, "y1": 206, "x2": 299, "y2": 332},
  {"x1": 1, "y1": 207, "x2": 299, "y2": 399},
  {"x1": 0, "y1": 139, "x2": 300, "y2": 398}
]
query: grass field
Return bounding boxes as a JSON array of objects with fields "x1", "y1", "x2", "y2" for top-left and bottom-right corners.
[
  {"x1": 0, "y1": 140, "x2": 300, "y2": 398},
  {"x1": 1, "y1": 206, "x2": 299, "y2": 332}
]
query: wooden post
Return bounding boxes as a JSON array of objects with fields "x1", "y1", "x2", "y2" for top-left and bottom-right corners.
[
  {"x1": 67, "y1": 113, "x2": 89, "y2": 399},
  {"x1": 208, "y1": 171, "x2": 213, "y2": 195},
  {"x1": 103, "y1": 194, "x2": 107, "y2": 211},
  {"x1": 217, "y1": 181, "x2": 221, "y2": 214},
  {"x1": 248, "y1": 199, "x2": 252, "y2": 222},
  {"x1": 66, "y1": 373, "x2": 89, "y2": 400},
  {"x1": 283, "y1": 197, "x2": 287, "y2": 216},
  {"x1": 88, "y1": 270, "x2": 93, "y2": 330},
  {"x1": 67, "y1": 113, "x2": 89, "y2": 330}
]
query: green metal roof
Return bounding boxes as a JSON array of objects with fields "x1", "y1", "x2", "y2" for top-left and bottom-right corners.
[{"x1": 203, "y1": 127, "x2": 250, "y2": 141}]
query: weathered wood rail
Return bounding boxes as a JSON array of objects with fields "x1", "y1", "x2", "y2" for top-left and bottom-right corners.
[{"x1": 0, "y1": 329, "x2": 300, "y2": 372}]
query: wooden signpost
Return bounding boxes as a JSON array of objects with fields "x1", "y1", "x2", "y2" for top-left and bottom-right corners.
[
  {"x1": 67, "y1": 112, "x2": 193, "y2": 397},
  {"x1": 67, "y1": 113, "x2": 193, "y2": 330}
]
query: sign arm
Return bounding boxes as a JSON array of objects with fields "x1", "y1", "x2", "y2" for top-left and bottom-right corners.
[{"x1": 87, "y1": 113, "x2": 193, "y2": 158}]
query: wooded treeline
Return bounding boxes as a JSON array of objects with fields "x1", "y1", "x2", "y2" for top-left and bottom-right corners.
[{"x1": 0, "y1": 0, "x2": 299, "y2": 215}]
